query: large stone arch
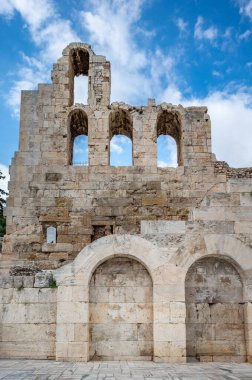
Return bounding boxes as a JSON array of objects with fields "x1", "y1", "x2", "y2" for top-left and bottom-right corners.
[
  {"x1": 54, "y1": 234, "x2": 186, "y2": 362},
  {"x1": 185, "y1": 256, "x2": 246, "y2": 362}
]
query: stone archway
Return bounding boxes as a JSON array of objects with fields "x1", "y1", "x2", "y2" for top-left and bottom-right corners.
[
  {"x1": 185, "y1": 256, "x2": 246, "y2": 363},
  {"x1": 54, "y1": 235, "x2": 163, "y2": 362},
  {"x1": 89, "y1": 257, "x2": 153, "y2": 360}
]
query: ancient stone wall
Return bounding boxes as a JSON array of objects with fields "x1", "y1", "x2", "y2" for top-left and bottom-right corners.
[
  {"x1": 0, "y1": 271, "x2": 56, "y2": 359},
  {"x1": 1, "y1": 42, "x2": 252, "y2": 363}
]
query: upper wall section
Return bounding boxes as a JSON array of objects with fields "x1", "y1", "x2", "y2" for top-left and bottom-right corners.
[{"x1": 51, "y1": 43, "x2": 111, "y2": 107}]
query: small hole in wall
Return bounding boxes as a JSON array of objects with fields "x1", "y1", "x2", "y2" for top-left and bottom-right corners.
[{"x1": 46, "y1": 226, "x2": 57, "y2": 244}]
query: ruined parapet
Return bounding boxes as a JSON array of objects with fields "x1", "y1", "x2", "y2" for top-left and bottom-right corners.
[{"x1": 215, "y1": 160, "x2": 252, "y2": 178}]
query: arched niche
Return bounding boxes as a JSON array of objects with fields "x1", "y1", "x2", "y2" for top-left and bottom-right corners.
[
  {"x1": 89, "y1": 256, "x2": 153, "y2": 360},
  {"x1": 68, "y1": 109, "x2": 88, "y2": 165},
  {"x1": 156, "y1": 110, "x2": 183, "y2": 166},
  {"x1": 185, "y1": 256, "x2": 246, "y2": 363}
]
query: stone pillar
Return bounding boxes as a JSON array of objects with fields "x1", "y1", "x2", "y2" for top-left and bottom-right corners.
[
  {"x1": 133, "y1": 108, "x2": 157, "y2": 167},
  {"x1": 56, "y1": 285, "x2": 89, "y2": 361}
]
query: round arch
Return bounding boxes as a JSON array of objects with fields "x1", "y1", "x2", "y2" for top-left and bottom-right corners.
[
  {"x1": 185, "y1": 255, "x2": 247, "y2": 363},
  {"x1": 54, "y1": 235, "x2": 162, "y2": 362}
]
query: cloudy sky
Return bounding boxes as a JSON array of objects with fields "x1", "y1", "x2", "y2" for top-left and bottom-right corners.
[{"x1": 1, "y1": 0, "x2": 252, "y2": 191}]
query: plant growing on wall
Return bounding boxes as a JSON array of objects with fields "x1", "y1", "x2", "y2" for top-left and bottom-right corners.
[{"x1": 0, "y1": 169, "x2": 7, "y2": 237}]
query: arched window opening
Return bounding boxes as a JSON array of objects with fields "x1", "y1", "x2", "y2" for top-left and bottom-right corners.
[
  {"x1": 109, "y1": 109, "x2": 133, "y2": 166},
  {"x1": 156, "y1": 110, "x2": 183, "y2": 166},
  {"x1": 46, "y1": 226, "x2": 56, "y2": 244},
  {"x1": 68, "y1": 109, "x2": 88, "y2": 165},
  {"x1": 157, "y1": 135, "x2": 177, "y2": 168},
  {"x1": 185, "y1": 257, "x2": 246, "y2": 363},
  {"x1": 69, "y1": 48, "x2": 89, "y2": 105}
]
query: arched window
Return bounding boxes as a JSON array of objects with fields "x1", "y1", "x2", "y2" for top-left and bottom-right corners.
[
  {"x1": 69, "y1": 48, "x2": 89, "y2": 105},
  {"x1": 156, "y1": 110, "x2": 182, "y2": 167},
  {"x1": 68, "y1": 109, "x2": 88, "y2": 165},
  {"x1": 109, "y1": 110, "x2": 133, "y2": 166}
]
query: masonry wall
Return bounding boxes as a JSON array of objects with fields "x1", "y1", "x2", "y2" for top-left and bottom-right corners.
[
  {"x1": 1, "y1": 42, "x2": 252, "y2": 363},
  {"x1": 0, "y1": 273, "x2": 57, "y2": 359}
]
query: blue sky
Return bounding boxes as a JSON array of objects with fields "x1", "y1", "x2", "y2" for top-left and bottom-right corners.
[{"x1": 1, "y1": 0, "x2": 252, "y2": 191}]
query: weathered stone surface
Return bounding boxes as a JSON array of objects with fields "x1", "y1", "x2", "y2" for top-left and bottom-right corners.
[{"x1": 34, "y1": 271, "x2": 53, "y2": 288}]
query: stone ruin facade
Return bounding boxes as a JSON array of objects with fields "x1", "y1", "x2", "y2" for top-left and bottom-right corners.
[{"x1": 1, "y1": 42, "x2": 252, "y2": 363}]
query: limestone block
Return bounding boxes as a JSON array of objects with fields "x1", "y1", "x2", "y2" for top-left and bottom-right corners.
[
  {"x1": 67, "y1": 342, "x2": 88, "y2": 360},
  {"x1": 13, "y1": 276, "x2": 23, "y2": 289},
  {"x1": 155, "y1": 323, "x2": 186, "y2": 342},
  {"x1": 0, "y1": 341, "x2": 55, "y2": 359},
  {"x1": 234, "y1": 222, "x2": 252, "y2": 234},
  {"x1": 0, "y1": 276, "x2": 14, "y2": 289},
  {"x1": 23, "y1": 276, "x2": 34, "y2": 287},
  {"x1": 154, "y1": 284, "x2": 185, "y2": 302},
  {"x1": 57, "y1": 301, "x2": 88, "y2": 323},
  {"x1": 2, "y1": 323, "x2": 56, "y2": 342},
  {"x1": 141, "y1": 220, "x2": 186, "y2": 234},
  {"x1": 2, "y1": 302, "x2": 56, "y2": 324},
  {"x1": 154, "y1": 302, "x2": 170, "y2": 323},
  {"x1": 90, "y1": 323, "x2": 138, "y2": 342},
  {"x1": 170, "y1": 302, "x2": 186, "y2": 323},
  {"x1": 34, "y1": 271, "x2": 53, "y2": 288},
  {"x1": 74, "y1": 323, "x2": 88, "y2": 342},
  {"x1": 56, "y1": 323, "x2": 74, "y2": 342}
]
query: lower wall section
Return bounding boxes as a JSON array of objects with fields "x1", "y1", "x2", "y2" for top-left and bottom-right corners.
[{"x1": 0, "y1": 285, "x2": 57, "y2": 359}]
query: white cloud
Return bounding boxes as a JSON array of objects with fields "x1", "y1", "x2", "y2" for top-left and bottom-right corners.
[
  {"x1": 157, "y1": 160, "x2": 169, "y2": 168},
  {"x1": 0, "y1": 164, "x2": 9, "y2": 199},
  {"x1": 239, "y1": 0, "x2": 252, "y2": 19},
  {"x1": 162, "y1": 83, "x2": 252, "y2": 167},
  {"x1": 194, "y1": 16, "x2": 218, "y2": 41},
  {"x1": 0, "y1": 0, "x2": 15, "y2": 17},
  {"x1": 212, "y1": 70, "x2": 222, "y2": 77},
  {"x1": 1, "y1": 0, "x2": 78, "y2": 116},
  {"x1": 79, "y1": 0, "x2": 176, "y2": 104},
  {"x1": 176, "y1": 18, "x2": 188, "y2": 33},
  {"x1": 110, "y1": 136, "x2": 125, "y2": 154},
  {"x1": 239, "y1": 29, "x2": 252, "y2": 39},
  {"x1": 0, "y1": 0, "x2": 54, "y2": 29}
]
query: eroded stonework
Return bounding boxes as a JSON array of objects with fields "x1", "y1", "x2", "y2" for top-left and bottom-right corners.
[{"x1": 0, "y1": 42, "x2": 252, "y2": 363}]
